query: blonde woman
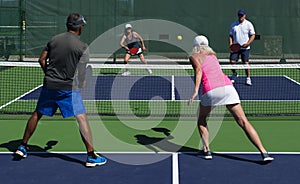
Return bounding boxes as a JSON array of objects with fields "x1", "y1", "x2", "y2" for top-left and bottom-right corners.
[{"x1": 189, "y1": 35, "x2": 273, "y2": 161}]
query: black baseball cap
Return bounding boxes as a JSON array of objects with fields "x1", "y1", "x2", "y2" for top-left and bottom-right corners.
[{"x1": 66, "y1": 13, "x2": 87, "y2": 29}]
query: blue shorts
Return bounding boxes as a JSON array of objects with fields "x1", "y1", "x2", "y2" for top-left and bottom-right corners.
[
  {"x1": 230, "y1": 49, "x2": 250, "y2": 63},
  {"x1": 36, "y1": 87, "x2": 86, "y2": 118}
]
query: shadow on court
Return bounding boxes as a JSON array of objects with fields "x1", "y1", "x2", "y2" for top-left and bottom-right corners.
[
  {"x1": 213, "y1": 152, "x2": 272, "y2": 165},
  {"x1": 135, "y1": 127, "x2": 200, "y2": 153},
  {"x1": 185, "y1": 152, "x2": 271, "y2": 165},
  {"x1": 0, "y1": 139, "x2": 85, "y2": 165},
  {"x1": 135, "y1": 128, "x2": 272, "y2": 165}
]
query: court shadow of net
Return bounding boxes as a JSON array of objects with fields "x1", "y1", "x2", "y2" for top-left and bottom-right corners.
[
  {"x1": 135, "y1": 129, "x2": 271, "y2": 165},
  {"x1": 185, "y1": 149, "x2": 271, "y2": 165},
  {"x1": 211, "y1": 152, "x2": 272, "y2": 165},
  {"x1": 0, "y1": 139, "x2": 85, "y2": 165},
  {"x1": 134, "y1": 128, "x2": 199, "y2": 153}
]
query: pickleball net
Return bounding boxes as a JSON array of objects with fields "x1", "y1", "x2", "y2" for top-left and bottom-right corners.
[{"x1": 0, "y1": 61, "x2": 299, "y2": 119}]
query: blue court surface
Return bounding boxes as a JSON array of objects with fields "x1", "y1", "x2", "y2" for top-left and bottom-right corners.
[
  {"x1": 21, "y1": 75, "x2": 300, "y2": 101},
  {"x1": 1, "y1": 152, "x2": 300, "y2": 184}
]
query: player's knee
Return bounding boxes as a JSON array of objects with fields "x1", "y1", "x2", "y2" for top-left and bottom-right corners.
[
  {"x1": 230, "y1": 60, "x2": 237, "y2": 64},
  {"x1": 198, "y1": 116, "x2": 208, "y2": 126},
  {"x1": 238, "y1": 120, "x2": 246, "y2": 128},
  {"x1": 32, "y1": 111, "x2": 43, "y2": 120},
  {"x1": 236, "y1": 118, "x2": 250, "y2": 129},
  {"x1": 139, "y1": 54, "x2": 145, "y2": 60}
]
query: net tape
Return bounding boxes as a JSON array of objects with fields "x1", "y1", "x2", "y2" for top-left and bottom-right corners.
[{"x1": 1, "y1": 62, "x2": 299, "y2": 69}]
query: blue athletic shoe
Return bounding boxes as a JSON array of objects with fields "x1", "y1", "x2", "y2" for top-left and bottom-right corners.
[
  {"x1": 86, "y1": 153, "x2": 107, "y2": 167},
  {"x1": 15, "y1": 145, "x2": 28, "y2": 158}
]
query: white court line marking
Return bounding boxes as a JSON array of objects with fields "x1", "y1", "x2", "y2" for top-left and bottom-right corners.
[
  {"x1": 0, "y1": 151, "x2": 175, "y2": 155},
  {"x1": 1, "y1": 151, "x2": 300, "y2": 154},
  {"x1": 171, "y1": 75, "x2": 175, "y2": 101},
  {"x1": 172, "y1": 152, "x2": 179, "y2": 184},
  {"x1": 81, "y1": 99, "x2": 300, "y2": 102},
  {"x1": 0, "y1": 84, "x2": 43, "y2": 110},
  {"x1": 284, "y1": 75, "x2": 300, "y2": 86}
]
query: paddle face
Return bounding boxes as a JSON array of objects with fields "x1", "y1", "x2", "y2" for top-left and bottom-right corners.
[
  {"x1": 129, "y1": 48, "x2": 139, "y2": 55},
  {"x1": 230, "y1": 44, "x2": 241, "y2": 52}
]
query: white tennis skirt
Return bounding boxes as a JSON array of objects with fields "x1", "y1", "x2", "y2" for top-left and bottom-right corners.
[{"x1": 200, "y1": 85, "x2": 240, "y2": 106}]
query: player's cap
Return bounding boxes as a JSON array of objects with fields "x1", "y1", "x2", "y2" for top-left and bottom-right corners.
[
  {"x1": 237, "y1": 9, "x2": 246, "y2": 16},
  {"x1": 66, "y1": 13, "x2": 87, "y2": 29},
  {"x1": 125, "y1": 24, "x2": 132, "y2": 29},
  {"x1": 194, "y1": 35, "x2": 209, "y2": 47},
  {"x1": 75, "y1": 15, "x2": 87, "y2": 26}
]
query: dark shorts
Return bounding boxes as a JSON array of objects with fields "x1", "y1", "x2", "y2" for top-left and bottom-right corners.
[
  {"x1": 230, "y1": 49, "x2": 250, "y2": 63},
  {"x1": 36, "y1": 87, "x2": 86, "y2": 118}
]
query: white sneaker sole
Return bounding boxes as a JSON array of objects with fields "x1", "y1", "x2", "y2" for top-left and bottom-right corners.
[
  {"x1": 147, "y1": 69, "x2": 152, "y2": 75},
  {"x1": 86, "y1": 160, "x2": 107, "y2": 167},
  {"x1": 204, "y1": 155, "x2": 213, "y2": 160},
  {"x1": 263, "y1": 157, "x2": 274, "y2": 162},
  {"x1": 15, "y1": 150, "x2": 27, "y2": 158}
]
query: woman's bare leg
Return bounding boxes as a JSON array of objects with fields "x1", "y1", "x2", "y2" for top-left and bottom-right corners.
[{"x1": 226, "y1": 103, "x2": 267, "y2": 153}]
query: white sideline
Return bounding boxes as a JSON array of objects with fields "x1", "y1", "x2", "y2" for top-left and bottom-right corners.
[
  {"x1": 172, "y1": 152, "x2": 179, "y2": 184},
  {"x1": 0, "y1": 84, "x2": 43, "y2": 110},
  {"x1": 1, "y1": 151, "x2": 300, "y2": 154}
]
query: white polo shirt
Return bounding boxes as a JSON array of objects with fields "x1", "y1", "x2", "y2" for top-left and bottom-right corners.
[{"x1": 229, "y1": 19, "x2": 255, "y2": 50}]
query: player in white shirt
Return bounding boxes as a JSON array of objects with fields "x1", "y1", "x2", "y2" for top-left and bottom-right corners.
[{"x1": 229, "y1": 9, "x2": 256, "y2": 86}]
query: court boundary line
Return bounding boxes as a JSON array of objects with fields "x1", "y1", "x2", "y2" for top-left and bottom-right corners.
[
  {"x1": 0, "y1": 84, "x2": 43, "y2": 110},
  {"x1": 171, "y1": 75, "x2": 175, "y2": 101},
  {"x1": 284, "y1": 75, "x2": 300, "y2": 86},
  {"x1": 1, "y1": 151, "x2": 300, "y2": 155},
  {"x1": 172, "y1": 153, "x2": 179, "y2": 184},
  {"x1": 19, "y1": 99, "x2": 300, "y2": 102}
]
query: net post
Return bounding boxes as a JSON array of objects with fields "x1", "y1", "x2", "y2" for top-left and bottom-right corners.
[
  {"x1": 19, "y1": 0, "x2": 25, "y2": 61},
  {"x1": 113, "y1": 53, "x2": 116, "y2": 63},
  {"x1": 280, "y1": 54, "x2": 286, "y2": 63}
]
